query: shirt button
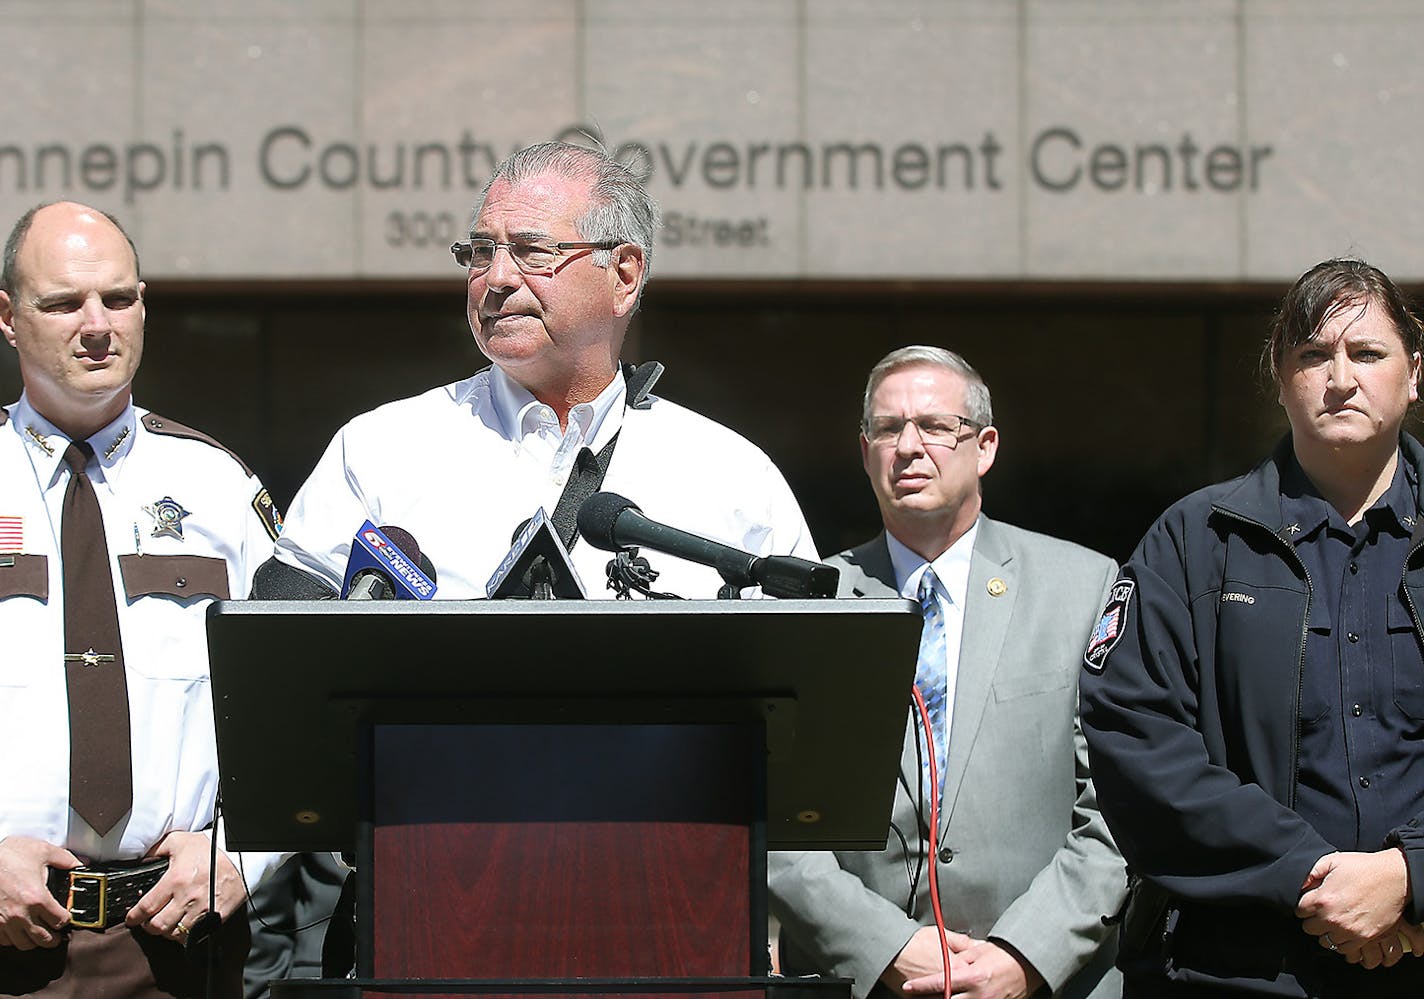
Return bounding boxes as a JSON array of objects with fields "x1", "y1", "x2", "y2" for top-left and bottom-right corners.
[
  {"x1": 1352, "y1": 704, "x2": 1364, "y2": 717},
  {"x1": 938, "y1": 847, "x2": 955, "y2": 864},
  {"x1": 1359, "y1": 776, "x2": 1371, "y2": 789},
  {"x1": 1347, "y1": 632, "x2": 1360, "y2": 643},
  {"x1": 1349, "y1": 562, "x2": 1360, "y2": 574}
]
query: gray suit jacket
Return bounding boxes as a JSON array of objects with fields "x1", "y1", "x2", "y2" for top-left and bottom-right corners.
[{"x1": 770, "y1": 517, "x2": 1126, "y2": 999}]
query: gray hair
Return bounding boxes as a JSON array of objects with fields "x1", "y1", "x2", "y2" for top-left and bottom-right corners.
[
  {"x1": 2, "y1": 201, "x2": 141, "y2": 296},
  {"x1": 861, "y1": 345, "x2": 994, "y2": 429},
  {"x1": 472, "y1": 141, "x2": 660, "y2": 307}
]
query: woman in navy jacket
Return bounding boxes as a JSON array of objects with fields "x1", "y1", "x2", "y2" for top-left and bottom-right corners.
[{"x1": 1082, "y1": 259, "x2": 1424, "y2": 997}]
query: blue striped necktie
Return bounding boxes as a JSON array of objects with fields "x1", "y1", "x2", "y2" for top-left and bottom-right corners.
[{"x1": 915, "y1": 567, "x2": 948, "y2": 798}]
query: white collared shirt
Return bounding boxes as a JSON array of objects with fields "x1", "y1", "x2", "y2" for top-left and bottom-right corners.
[
  {"x1": 275, "y1": 366, "x2": 819, "y2": 598},
  {"x1": 0, "y1": 394, "x2": 282, "y2": 882},
  {"x1": 885, "y1": 520, "x2": 979, "y2": 750},
  {"x1": 489, "y1": 365, "x2": 625, "y2": 488}
]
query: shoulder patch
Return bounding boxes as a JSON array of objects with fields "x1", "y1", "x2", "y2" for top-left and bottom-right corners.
[
  {"x1": 1084, "y1": 579, "x2": 1135, "y2": 674},
  {"x1": 141, "y1": 412, "x2": 254, "y2": 477},
  {"x1": 251, "y1": 488, "x2": 283, "y2": 541}
]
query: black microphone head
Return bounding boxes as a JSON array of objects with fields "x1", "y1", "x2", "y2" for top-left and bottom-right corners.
[
  {"x1": 379, "y1": 525, "x2": 420, "y2": 565},
  {"x1": 417, "y1": 551, "x2": 438, "y2": 583},
  {"x1": 250, "y1": 557, "x2": 339, "y2": 600},
  {"x1": 511, "y1": 517, "x2": 534, "y2": 546},
  {"x1": 577, "y1": 492, "x2": 641, "y2": 552}
]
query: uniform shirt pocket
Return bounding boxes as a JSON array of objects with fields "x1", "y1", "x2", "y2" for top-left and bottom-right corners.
[
  {"x1": 0, "y1": 555, "x2": 49, "y2": 687},
  {"x1": 118, "y1": 553, "x2": 230, "y2": 602},
  {"x1": 1387, "y1": 597, "x2": 1424, "y2": 721},
  {"x1": 117, "y1": 554, "x2": 230, "y2": 682},
  {"x1": 0, "y1": 555, "x2": 48, "y2": 602}
]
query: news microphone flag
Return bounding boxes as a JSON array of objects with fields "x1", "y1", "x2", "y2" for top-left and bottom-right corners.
[
  {"x1": 486, "y1": 507, "x2": 587, "y2": 599},
  {"x1": 341, "y1": 521, "x2": 438, "y2": 600}
]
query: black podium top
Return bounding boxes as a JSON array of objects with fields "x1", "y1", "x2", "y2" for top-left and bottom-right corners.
[{"x1": 207, "y1": 599, "x2": 918, "y2": 851}]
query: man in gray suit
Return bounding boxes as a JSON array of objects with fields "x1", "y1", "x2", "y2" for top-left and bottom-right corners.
[{"x1": 770, "y1": 346, "x2": 1126, "y2": 999}]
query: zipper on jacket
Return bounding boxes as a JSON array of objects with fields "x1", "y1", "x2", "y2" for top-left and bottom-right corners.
[{"x1": 1400, "y1": 538, "x2": 1424, "y2": 645}]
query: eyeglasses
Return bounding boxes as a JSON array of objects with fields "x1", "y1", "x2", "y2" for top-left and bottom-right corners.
[
  {"x1": 863, "y1": 413, "x2": 983, "y2": 448},
  {"x1": 450, "y1": 237, "x2": 623, "y2": 275}
]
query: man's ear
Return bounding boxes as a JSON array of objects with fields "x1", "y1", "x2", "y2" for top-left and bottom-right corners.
[
  {"x1": 975, "y1": 426, "x2": 999, "y2": 479},
  {"x1": 0, "y1": 290, "x2": 17, "y2": 350},
  {"x1": 609, "y1": 244, "x2": 646, "y2": 318}
]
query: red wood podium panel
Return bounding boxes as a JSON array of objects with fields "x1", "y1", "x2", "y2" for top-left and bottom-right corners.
[
  {"x1": 271, "y1": 978, "x2": 852, "y2": 999},
  {"x1": 368, "y1": 724, "x2": 762, "y2": 979}
]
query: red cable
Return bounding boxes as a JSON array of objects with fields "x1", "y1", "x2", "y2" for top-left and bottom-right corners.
[{"x1": 910, "y1": 685, "x2": 951, "y2": 999}]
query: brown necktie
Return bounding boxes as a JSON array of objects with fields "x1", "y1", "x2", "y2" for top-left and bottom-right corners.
[{"x1": 62, "y1": 441, "x2": 132, "y2": 835}]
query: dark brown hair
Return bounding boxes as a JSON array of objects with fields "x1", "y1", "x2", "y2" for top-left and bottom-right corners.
[{"x1": 1263, "y1": 258, "x2": 1424, "y2": 385}]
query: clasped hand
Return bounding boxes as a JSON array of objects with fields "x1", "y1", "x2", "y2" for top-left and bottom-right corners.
[{"x1": 1296, "y1": 849, "x2": 1423, "y2": 969}]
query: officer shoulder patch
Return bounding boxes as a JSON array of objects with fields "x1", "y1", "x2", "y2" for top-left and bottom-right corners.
[
  {"x1": 252, "y1": 489, "x2": 283, "y2": 541},
  {"x1": 1084, "y1": 579, "x2": 1135, "y2": 674}
]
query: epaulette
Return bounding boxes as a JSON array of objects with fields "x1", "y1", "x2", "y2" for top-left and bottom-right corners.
[
  {"x1": 143, "y1": 411, "x2": 283, "y2": 540},
  {"x1": 141, "y1": 412, "x2": 254, "y2": 478}
]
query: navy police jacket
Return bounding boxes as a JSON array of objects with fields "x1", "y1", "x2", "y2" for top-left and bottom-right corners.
[{"x1": 1081, "y1": 433, "x2": 1424, "y2": 995}]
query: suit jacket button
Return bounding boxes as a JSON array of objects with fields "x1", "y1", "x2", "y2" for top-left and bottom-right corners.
[{"x1": 938, "y1": 847, "x2": 954, "y2": 864}]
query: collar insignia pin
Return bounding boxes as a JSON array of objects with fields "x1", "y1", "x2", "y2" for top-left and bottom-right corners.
[
  {"x1": 1287, "y1": 523, "x2": 1301, "y2": 535},
  {"x1": 23, "y1": 427, "x2": 54, "y2": 457},
  {"x1": 104, "y1": 426, "x2": 131, "y2": 459},
  {"x1": 1405, "y1": 516, "x2": 1416, "y2": 529},
  {"x1": 987, "y1": 577, "x2": 1007, "y2": 597},
  {"x1": 144, "y1": 496, "x2": 191, "y2": 541}
]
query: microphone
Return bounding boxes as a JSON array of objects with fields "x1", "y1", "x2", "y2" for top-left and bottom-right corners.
[
  {"x1": 340, "y1": 522, "x2": 438, "y2": 600},
  {"x1": 576, "y1": 492, "x2": 838, "y2": 599},
  {"x1": 486, "y1": 508, "x2": 586, "y2": 600},
  {"x1": 250, "y1": 557, "x2": 339, "y2": 600}
]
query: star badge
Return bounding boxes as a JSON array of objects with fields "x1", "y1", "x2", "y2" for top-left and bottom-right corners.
[{"x1": 144, "y1": 496, "x2": 191, "y2": 541}]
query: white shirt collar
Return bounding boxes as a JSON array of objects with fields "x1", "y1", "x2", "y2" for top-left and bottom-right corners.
[
  {"x1": 885, "y1": 518, "x2": 979, "y2": 608},
  {"x1": 488, "y1": 365, "x2": 625, "y2": 448},
  {"x1": 12, "y1": 393, "x2": 137, "y2": 490}
]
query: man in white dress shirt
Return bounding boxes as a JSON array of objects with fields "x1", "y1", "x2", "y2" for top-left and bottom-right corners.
[
  {"x1": 0, "y1": 202, "x2": 283, "y2": 996},
  {"x1": 274, "y1": 141, "x2": 815, "y2": 595}
]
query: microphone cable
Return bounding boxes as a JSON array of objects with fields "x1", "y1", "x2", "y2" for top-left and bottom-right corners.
[{"x1": 911, "y1": 685, "x2": 951, "y2": 999}]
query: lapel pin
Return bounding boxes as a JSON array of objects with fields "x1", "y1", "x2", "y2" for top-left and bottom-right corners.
[{"x1": 987, "y1": 577, "x2": 1007, "y2": 597}]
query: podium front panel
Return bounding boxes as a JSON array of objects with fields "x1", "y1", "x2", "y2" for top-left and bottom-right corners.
[{"x1": 367, "y1": 723, "x2": 760, "y2": 979}]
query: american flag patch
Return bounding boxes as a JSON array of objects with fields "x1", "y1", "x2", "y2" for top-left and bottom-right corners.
[
  {"x1": 1084, "y1": 578, "x2": 1135, "y2": 673},
  {"x1": 1089, "y1": 607, "x2": 1121, "y2": 648},
  {"x1": 0, "y1": 515, "x2": 21, "y2": 553}
]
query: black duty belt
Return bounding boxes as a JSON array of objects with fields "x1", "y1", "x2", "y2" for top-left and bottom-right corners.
[{"x1": 47, "y1": 858, "x2": 169, "y2": 930}]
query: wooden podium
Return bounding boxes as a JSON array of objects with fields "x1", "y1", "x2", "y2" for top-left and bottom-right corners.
[{"x1": 207, "y1": 600, "x2": 919, "y2": 997}]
